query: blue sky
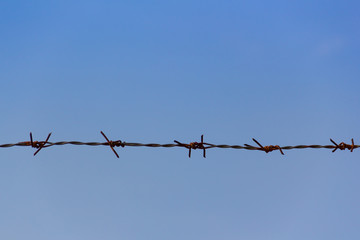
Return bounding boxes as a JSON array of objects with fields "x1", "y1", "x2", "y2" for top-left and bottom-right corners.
[{"x1": 1, "y1": 1, "x2": 360, "y2": 239}]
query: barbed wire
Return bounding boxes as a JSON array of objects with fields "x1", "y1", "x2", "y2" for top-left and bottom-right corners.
[{"x1": 0, "y1": 132, "x2": 358, "y2": 158}]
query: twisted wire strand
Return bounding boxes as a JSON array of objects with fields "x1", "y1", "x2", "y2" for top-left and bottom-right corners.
[
  {"x1": 1, "y1": 142, "x2": 359, "y2": 149},
  {"x1": 0, "y1": 140, "x2": 358, "y2": 151},
  {"x1": 1, "y1": 142, "x2": 359, "y2": 150}
]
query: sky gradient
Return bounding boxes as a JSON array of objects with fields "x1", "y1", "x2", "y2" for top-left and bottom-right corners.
[{"x1": 1, "y1": 1, "x2": 360, "y2": 239}]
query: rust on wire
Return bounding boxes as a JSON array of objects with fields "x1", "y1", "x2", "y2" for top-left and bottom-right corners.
[
  {"x1": 174, "y1": 135, "x2": 210, "y2": 158},
  {"x1": 100, "y1": 131, "x2": 125, "y2": 158},
  {"x1": 29, "y1": 132, "x2": 52, "y2": 156},
  {"x1": 0, "y1": 132, "x2": 359, "y2": 158},
  {"x1": 330, "y1": 138, "x2": 355, "y2": 152},
  {"x1": 245, "y1": 138, "x2": 284, "y2": 155}
]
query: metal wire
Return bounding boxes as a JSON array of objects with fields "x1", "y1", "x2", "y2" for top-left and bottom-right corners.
[{"x1": 0, "y1": 132, "x2": 358, "y2": 158}]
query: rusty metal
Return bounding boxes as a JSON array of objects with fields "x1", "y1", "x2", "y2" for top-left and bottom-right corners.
[
  {"x1": 28, "y1": 132, "x2": 52, "y2": 156},
  {"x1": 244, "y1": 138, "x2": 284, "y2": 155},
  {"x1": 100, "y1": 131, "x2": 126, "y2": 158},
  {"x1": 0, "y1": 132, "x2": 359, "y2": 158},
  {"x1": 330, "y1": 138, "x2": 355, "y2": 152},
  {"x1": 174, "y1": 135, "x2": 211, "y2": 158}
]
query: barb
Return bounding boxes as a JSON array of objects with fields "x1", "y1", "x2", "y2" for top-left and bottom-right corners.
[
  {"x1": 244, "y1": 138, "x2": 284, "y2": 155},
  {"x1": 0, "y1": 133, "x2": 359, "y2": 158},
  {"x1": 174, "y1": 135, "x2": 211, "y2": 158},
  {"x1": 330, "y1": 138, "x2": 355, "y2": 152},
  {"x1": 100, "y1": 131, "x2": 125, "y2": 158},
  {"x1": 28, "y1": 132, "x2": 52, "y2": 156}
]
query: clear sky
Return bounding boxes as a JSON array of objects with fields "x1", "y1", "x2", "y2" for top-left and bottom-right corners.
[{"x1": 1, "y1": 1, "x2": 360, "y2": 239}]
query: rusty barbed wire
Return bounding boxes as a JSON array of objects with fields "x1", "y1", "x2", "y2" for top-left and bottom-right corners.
[
  {"x1": 174, "y1": 135, "x2": 212, "y2": 158},
  {"x1": 100, "y1": 131, "x2": 124, "y2": 158},
  {"x1": 244, "y1": 138, "x2": 284, "y2": 155},
  {"x1": 0, "y1": 132, "x2": 358, "y2": 158},
  {"x1": 22, "y1": 132, "x2": 53, "y2": 156}
]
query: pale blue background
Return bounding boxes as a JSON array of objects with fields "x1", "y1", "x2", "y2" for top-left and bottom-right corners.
[{"x1": 1, "y1": 1, "x2": 360, "y2": 239}]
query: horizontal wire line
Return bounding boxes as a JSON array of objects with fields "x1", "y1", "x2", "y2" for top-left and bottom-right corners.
[
  {"x1": 1, "y1": 141, "x2": 358, "y2": 150},
  {"x1": 0, "y1": 132, "x2": 358, "y2": 157}
]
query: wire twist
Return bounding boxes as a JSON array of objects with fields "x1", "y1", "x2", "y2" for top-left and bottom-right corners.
[
  {"x1": 330, "y1": 138, "x2": 355, "y2": 152},
  {"x1": 24, "y1": 132, "x2": 52, "y2": 156},
  {"x1": 100, "y1": 131, "x2": 125, "y2": 158},
  {"x1": 0, "y1": 132, "x2": 358, "y2": 158},
  {"x1": 245, "y1": 138, "x2": 284, "y2": 155},
  {"x1": 174, "y1": 135, "x2": 211, "y2": 158}
]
